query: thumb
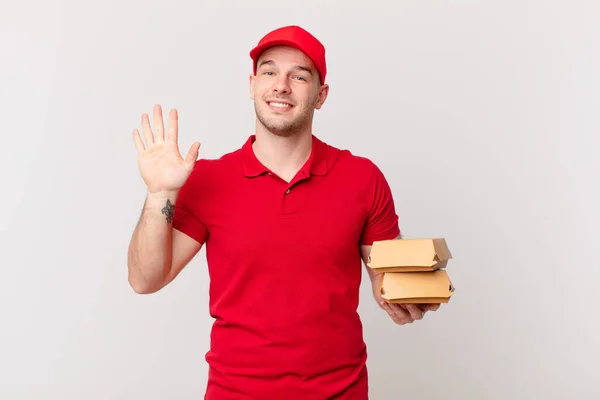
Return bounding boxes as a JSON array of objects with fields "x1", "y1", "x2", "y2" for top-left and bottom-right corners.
[{"x1": 185, "y1": 142, "x2": 201, "y2": 166}]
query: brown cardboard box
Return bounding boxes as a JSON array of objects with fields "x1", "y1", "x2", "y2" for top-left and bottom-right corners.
[
  {"x1": 367, "y1": 238, "x2": 452, "y2": 273},
  {"x1": 378, "y1": 269, "x2": 455, "y2": 304},
  {"x1": 367, "y1": 238, "x2": 455, "y2": 304}
]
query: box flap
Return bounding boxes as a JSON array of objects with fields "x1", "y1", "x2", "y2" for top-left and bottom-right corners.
[
  {"x1": 432, "y1": 239, "x2": 453, "y2": 262},
  {"x1": 367, "y1": 238, "x2": 453, "y2": 269},
  {"x1": 379, "y1": 270, "x2": 455, "y2": 301}
]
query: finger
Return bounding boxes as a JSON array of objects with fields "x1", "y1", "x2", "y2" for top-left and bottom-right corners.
[
  {"x1": 422, "y1": 303, "x2": 440, "y2": 312},
  {"x1": 419, "y1": 304, "x2": 438, "y2": 312},
  {"x1": 382, "y1": 301, "x2": 413, "y2": 325},
  {"x1": 391, "y1": 303, "x2": 415, "y2": 323},
  {"x1": 141, "y1": 113, "x2": 154, "y2": 146},
  {"x1": 185, "y1": 142, "x2": 201, "y2": 166},
  {"x1": 167, "y1": 108, "x2": 178, "y2": 143},
  {"x1": 153, "y1": 104, "x2": 165, "y2": 142},
  {"x1": 381, "y1": 302, "x2": 405, "y2": 325},
  {"x1": 405, "y1": 304, "x2": 425, "y2": 320},
  {"x1": 133, "y1": 129, "x2": 145, "y2": 153}
]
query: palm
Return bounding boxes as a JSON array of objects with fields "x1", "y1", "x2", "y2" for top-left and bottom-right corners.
[
  {"x1": 138, "y1": 141, "x2": 192, "y2": 192},
  {"x1": 133, "y1": 105, "x2": 200, "y2": 194}
]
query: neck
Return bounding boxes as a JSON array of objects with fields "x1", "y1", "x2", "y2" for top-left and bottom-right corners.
[{"x1": 252, "y1": 124, "x2": 313, "y2": 182}]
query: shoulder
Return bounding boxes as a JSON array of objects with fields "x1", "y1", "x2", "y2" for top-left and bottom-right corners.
[
  {"x1": 321, "y1": 140, "x2": 395, "y2": 208},
  {"x1": 323, "y1": 139, "x2": 385, "y2": 180},
  {"x1": 191, "y1": 146, "x2": 244, "y2": 174},
  {"x1": 181, "y1": 147, "x2": 243, "y2": 193}
]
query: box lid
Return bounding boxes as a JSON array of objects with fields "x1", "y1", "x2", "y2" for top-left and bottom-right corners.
[{"x1": 367, "y1": 238, "x2": 452, "y2": 269}]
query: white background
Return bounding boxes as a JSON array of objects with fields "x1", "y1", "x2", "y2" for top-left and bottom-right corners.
[{"x1": 2, "y1": 0, "x2": 599, "y2": 399}]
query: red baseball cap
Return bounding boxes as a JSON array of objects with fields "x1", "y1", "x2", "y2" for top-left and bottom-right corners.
[{"x1": 249, "y1": 25, "x2": 327, "y2": 85}]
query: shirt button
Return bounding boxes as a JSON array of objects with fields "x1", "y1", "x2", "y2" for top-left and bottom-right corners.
[{"x1": 285, "y1": 188, "x2": 291, "y2": 194}]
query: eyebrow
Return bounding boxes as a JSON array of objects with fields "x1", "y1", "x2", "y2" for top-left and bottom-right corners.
[
  {"x1": 258, "y1": 60, "x2": 313, "y2": 75},
  {"x1": 258, "y1": 59, "x2": 275, "y2": 68},
  {"x1": 293, "y1": 65, "x2": 313, "y2": 75}
]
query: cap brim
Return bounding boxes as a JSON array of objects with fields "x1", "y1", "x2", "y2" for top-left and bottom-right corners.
[{"x1": 250, "y1": 39, "x2": 308, "y2": 70}]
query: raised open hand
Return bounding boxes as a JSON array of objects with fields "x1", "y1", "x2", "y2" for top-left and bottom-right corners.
[{"x1": 133, "y1": 105, "x2": 200, "y2": 195}]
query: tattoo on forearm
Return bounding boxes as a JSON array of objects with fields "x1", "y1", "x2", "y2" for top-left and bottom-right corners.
[{"x1": 161, "y1": 199, "x2": 175, "y2": 223}]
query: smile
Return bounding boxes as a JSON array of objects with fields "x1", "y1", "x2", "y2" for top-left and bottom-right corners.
[{"x1": 266, "y1": 101, "x2": 294, "y2": 112}]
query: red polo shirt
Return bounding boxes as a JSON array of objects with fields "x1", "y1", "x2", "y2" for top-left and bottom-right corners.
[{"x1": 172, "y1": 134, "x2": 400, "y2": 399}]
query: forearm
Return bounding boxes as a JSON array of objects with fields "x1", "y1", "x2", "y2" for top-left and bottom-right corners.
[{"x1": 127, "y1": 191, "x2": 178, "y2": 293}]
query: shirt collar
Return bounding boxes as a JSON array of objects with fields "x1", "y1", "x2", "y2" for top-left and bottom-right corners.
[{"x1": 241, "y1": 134, "x2": 328, "y2": 177}]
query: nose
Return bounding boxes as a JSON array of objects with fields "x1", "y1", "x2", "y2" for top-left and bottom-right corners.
[{"x1": 272, "y1": 75, "x2": 291, "y2": 95}]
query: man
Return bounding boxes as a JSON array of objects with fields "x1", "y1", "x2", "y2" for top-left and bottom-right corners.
[{"x1": 129, "y1": 25, "x2": 440, "y2": 399}]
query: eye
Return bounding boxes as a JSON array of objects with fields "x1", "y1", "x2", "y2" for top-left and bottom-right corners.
[
  {"x1": 263, "y1": 71, "x2": 274, "y2": 76},
  {"x1": 294, "y1": 76, "x2": 306, "y2": 81}
]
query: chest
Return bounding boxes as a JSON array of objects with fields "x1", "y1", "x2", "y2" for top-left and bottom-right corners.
[{"x1": 203, "y1": 174, "x2": 370, "y2": 266}]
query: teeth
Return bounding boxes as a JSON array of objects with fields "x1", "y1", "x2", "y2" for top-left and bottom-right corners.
[{"x1": 270, "y1": 102, "x2": 291, "y2": 108}]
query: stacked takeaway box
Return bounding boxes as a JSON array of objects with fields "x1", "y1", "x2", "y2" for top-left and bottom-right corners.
[{"x1": 367, "y1": 238, "x2": 455, "y2": 304}]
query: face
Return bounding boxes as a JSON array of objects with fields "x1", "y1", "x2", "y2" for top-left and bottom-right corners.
[{"x1": 249, "y1": 46, "x2": 329, "y2": 137}]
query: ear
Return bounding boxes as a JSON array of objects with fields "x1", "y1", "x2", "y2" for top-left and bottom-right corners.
[
  {"x1": 249, "y1": 73, "x2": 256, "y2": 100},
  {"x1": 314, "y1": 83, "x2": 330, "y2": 110}
]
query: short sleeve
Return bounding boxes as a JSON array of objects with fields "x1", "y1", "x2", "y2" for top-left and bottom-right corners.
[
  {"x1": 172, "y1": 164, "x2": 209, "y2": 245},
  {"x1": 359, "y1": 161, "x2": 401, "y2": 246}
]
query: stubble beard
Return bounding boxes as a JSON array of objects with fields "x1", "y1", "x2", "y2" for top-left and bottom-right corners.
[{"x1": 254, "y1": 98, "x2": 316, "y2": 138}]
